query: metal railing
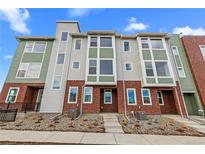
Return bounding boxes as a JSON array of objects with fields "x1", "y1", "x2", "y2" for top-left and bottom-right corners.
[{"x1": 0, "y1": 102, "x2": 18, "y2": 122}]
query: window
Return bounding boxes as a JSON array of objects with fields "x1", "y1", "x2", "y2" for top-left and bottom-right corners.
[
  {"x1": 75, "y1": 40, "x2": 81, "y2": 50},
  {"x1": 33, "y1": 42, "x2": 46, "y2": 53},
  {"x1": 123, "y1": 41, "x2": 130, "y2": 52},
  {"x1": 141, "y1": 38, "x2": 149, "y2": 49},
  {"x1": 89, "y1": 60, "x2": 97, "y2": 74},
  {"x1": 142, "y1": 89, "x2": 152, "y2": 105},
  {"x1": 90, "y1": 37, "x2": 97, "y2": 47},
  {"x1": 127, "y1": 88, "x2": 137, "y2": 105},
  {"x1": 125, "y1": 63, "x2": 132, "y2": 71},
  {"x1": 104, "y1": 89, "x2": 112, "y2": 104},
  {"x1": 171, "y1": 46, "x2": 179, "y2": 55},
  {"x1": 24, "y1": 42, "x2": 34, "y2": 52},
  {"x1": 57, "y1": 53, "x2": 65, "y2": 64},
  {"x1": 6, "y1": 88, "x2": 19, "y2": 103},
  {"x1": 72, "y1": 61, "x2": 80, "y2": 69},
  {"x1": 157, "y1": 91, "x2": 164, "y2": 105},
  {"x1": 155, "y1": 62, "x2": 170, "y2": 76},
  {"x1": 144, "y1": 61, "x2": 154, "y2": 77},
  {"x1": 199, "y1": 45, "x2": 205, "y2": 60},
  {"x1": 100, "y1": 60, "x2": 113, "y2": 75},
  {"x1": 61, "y1": 32, "x2": 68, "y2": 41},
  {"x1": 84, "y1": 87, "x2": 93, "y2": 103},
  {"x1": 26, "y1": 63, "x2": 41, "y2": 78},
  {"x1": 177, "y1": 67, "x2": 186, "y2": 78},
  {"x1": 16, "y1": 63, "x2": 29, "y2": 77},
  {"x1": 52, "y1": 75, "x2": 62, "y2": 89},
  {"x1": 151, "y1": 39, "x2": 164, "y2": 49},
  {"x1": 68, "y1": 87, "x2": 78, "y2": 103},
  {"x1": 100, "y1": 37, "x2": 112, "y2": 47}
]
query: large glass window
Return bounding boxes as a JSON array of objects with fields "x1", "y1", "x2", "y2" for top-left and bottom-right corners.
[
  {"x1": 33, "y1": 42, "x2": 46, "y2": 53},
  {"x1": 104, "y1": 89, "x2": 112, "y2": 104},
  {"x1": 75, "y1": 40, "x2": 81, "y2": 50},
  {"x1": 127, "y1": 88, "x2": 137, "y2": 105},
  {"x1": 84, "y1": 87, "x2": 93, "y2": 103},
  {"x1": 142, "y1": 89, "x2": 152, "y2": 105},
  {"x1": 157, "y1": 91, "x2": 164, "y2": 105},
  {"x1": 124, "y1": 41, "x2": 130, "y2": 52},
  {"x1": 100, "y1": 37, "x2": 112, "y2": 47},
  {"x1": 155, "y1": 62, "x2": 170, "y2": 76},
  {"x1": 141, "y1": 38, "x2": 149, "y2": 49},
  {"x1": 151, "y1": 39, "x2": 164, "y2": 49},
  {"x1": 89, "y1": 60, "x2": 97, "y2": 74},
  {"x1": 61, "y1": 32, "x2": 68, "y2": 41},
  {"x1": 52, "y1": 75, "x2": 62, "y2": 89},
  {"x1": 100, "y1": 60, "x2": 113, "y2": 75},
  {"x1": 6, "y1": 88, "x2": 19, "y2": 103},
  {"x1": 68, "y1": 87, "x2": 78, "y2": 103},
  {"x1": 144, "y1": 61, "x2": 154, "y2": 76},
  {"x1": 90, "y1": 37, "x2": 97, "y2": 47},
  {"x1": 57, "y1": 53, "x2": 65, "y2": 64},
  {"x1": 200, "y1": 45, "x2": 205, "y2": 60},
  {"x1": 26, "y1": 63, "x2": 41, "y2": 78},
  {"x1": 16, "y1": 63, "x2": 29, "y2": 77},
  {"x1": 24, "y1": 42, "x2": 34, "y2": 52}
]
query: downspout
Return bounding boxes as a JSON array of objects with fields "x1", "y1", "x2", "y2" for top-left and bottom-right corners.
[
  {"x1": 75, "y1": 84, "x2": 85, "y2": 120},
  {"x1": 123, "y1": 80, "x2": 129, "y2": 121}
]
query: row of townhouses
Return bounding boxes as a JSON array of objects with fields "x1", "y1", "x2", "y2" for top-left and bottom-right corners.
[{"x1": 0, "y1": 21, "x2": 205, "y2": 116}]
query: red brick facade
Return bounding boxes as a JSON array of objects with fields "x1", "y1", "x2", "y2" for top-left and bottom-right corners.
[
  {"x1": 0, "y1": 82, "x2": 44, "y2": 111},
  {"x1": 182, "y1": 36, "x2": 205, "y2": 111}
]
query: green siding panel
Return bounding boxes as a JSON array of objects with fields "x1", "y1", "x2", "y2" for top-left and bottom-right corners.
[
  {"x1": 99, "y1": 76, "x2": 114, "y2": 82},
  {"x1": 158, "y1": 78, "x2": 173, "y2": 84},
  {"x1": 146, "y1": 78, "x2": 156, "y2": 84},
  {"x1": 100, "y1": 48, "x2": 113, "y2": 58},
  {"x1": 22, "y1": 53, "x2": 44, "y2": 63},
  {"x1": 5, "y1": 40, "x2": 53, "y2": 83},
  {"x1": 153, "y1": 50, "x2": 167, "y2": 60},
  {"x1": 174, "y1": 55, "x2": 182, "y2": 67},
  {"x1": 89, "y1": 48, "x2": 97, "y2": 58},
  {"x1": 142, "y1": 50, "x2": 152, "y2": 60},
  {"x1": 87, "y1": 76, "x2": 97, "y2": 82}
]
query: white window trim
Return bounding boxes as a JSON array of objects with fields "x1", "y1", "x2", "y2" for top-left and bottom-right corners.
[
  {"x1": 199, "y1": 45, "x2": 205, "y2": 60},
  {"x1": 5, "y1": 87, "x2": 20, "y2": 103},
  {"x1": 72, "y1": 61, "x2": 80, "y2": 69},
  {"x1": 84, "y1": 87, "x2": 93, "y2": 104},
  {"x1": 124, "y1": 62, "x2": 133, "y2": 71},
  {"x1": 157, "y1": 91, "x2": 164, "y2": 105},
  {"x1": 104, "y1": 89, "x2": 112, "y2": 104},
  {"x1": 177, "y1": 67, "x2": 186, "y2": 78},
  {"x1": 16, "y1": 62, "x2": 42, "y2": 79},
  {"x1": 74, "y1": 39, "x2": 82, "y2": 50},
  {"x1": 68, "y1": 86, "x2": 78, "y2": 104},
  {"x1": 52, "y1": 75, "x2": 62, "y2": 90},
  {"x1": 90, "y1": 36, "x2": 98, "y2": 48},
  {"x1": 126, "y1": 88, "x2": 137, "y2": 105},
  {"x1": 123, "y1": 40, "x2": 131, "y2": 52},
  {"x1": 141, "y1": 88, "x2": 152, "y2": 105},
  {"x1": 154, "y1": 60, "x2": 172, "y2": 78},
  {"x1": 24, "y1": 42, "x2": 47, "y2": 53}
]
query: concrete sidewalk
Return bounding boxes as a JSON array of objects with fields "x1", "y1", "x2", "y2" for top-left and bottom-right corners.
[{"x1": 0, "y1": 130, "x2": 205, "y2": 145}]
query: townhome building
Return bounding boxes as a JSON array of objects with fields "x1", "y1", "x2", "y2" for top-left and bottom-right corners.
[
  {"x1": 1, "y1": 20, "x2": 203, "y2": 116},
  {"x1": 181, "y1": 36, "x2": 205, "y2": 113}
]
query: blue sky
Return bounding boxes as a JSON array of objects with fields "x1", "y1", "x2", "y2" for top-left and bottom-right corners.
[{"x1": 0, "y1": 8, "x2": 205, "y2": 91}]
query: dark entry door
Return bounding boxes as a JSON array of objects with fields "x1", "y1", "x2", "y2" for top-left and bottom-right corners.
[{"x1": 100, "y1": 89, "x2": 117, "y2": 112}]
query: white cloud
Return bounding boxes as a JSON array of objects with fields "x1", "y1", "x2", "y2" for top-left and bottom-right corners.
[
  {"x1": 0, "y1": 8, "x2": 31, "y2": 34},
  {"x1": 124, "y1": 17, "x2": 148, "y2": 32},
  {"x1": 3, "y1": 55, "x2": 13, "y2": 60},
  {"x1": 173, "y1": 26, "x2": 205, "y2": 35},
  {"x1": 69, "y1": 8, "x2": 92, "y2": 17}
]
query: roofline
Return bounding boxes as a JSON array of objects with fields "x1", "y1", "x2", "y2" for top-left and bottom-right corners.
[
  {"x1": 56, "y1": 20, "x2": 81, "y2": 32},
  {"x1": 16, "y1": 36, "x2": 55, "y2": 40}
]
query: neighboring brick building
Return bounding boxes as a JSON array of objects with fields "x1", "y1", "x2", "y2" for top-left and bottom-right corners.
[
  {"x1": 181, "y1": 36, "x2": 205, "y2": 112},
  {"x1": 2, "y1": 20, "x2": 203, "y2": 116}
]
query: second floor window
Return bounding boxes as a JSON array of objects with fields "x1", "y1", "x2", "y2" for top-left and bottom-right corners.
[
  {"x1": 57, "y1": 53, "x2": 65, "y2": 64},
  {"x1": 125, "y1": 63, "x2": 132, "y2": 71},
  {"x1": 145, "y1": 61, "x2": 154, "y2": 77},
  {"x1": 75, "y1": 40, "x2": 81, "y2": 50},
  {"x1": 100, "y1": 60, "x2": 113, "y2": 75},
  {"x1": 155, "y1": 61, "x2": 170, "y2": 76},
  {"x1": 100, "y1": 37, "x2": 112, "y2": 47},
  {"x1": 16, "y1": 63, "x2": 41, "y2": 78},
  {"x1": 89, "y1": 60, "x2": 97, "y2": 74},
  {"x1": 72, "y1": 61, "x2": 80, "y2": 69}
]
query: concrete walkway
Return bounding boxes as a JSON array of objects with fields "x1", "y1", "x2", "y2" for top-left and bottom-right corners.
[
  {"x1": 163, "y1": 115, "x2": 205, "y2": 134},
  {"x1": 100, "y1": 113, "x2": 124, "y2": 133},
  {"x1": 0, "y1": 130, "x2": 205, "y2": 145}
]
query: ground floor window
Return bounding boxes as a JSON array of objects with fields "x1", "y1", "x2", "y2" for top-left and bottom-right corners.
[
  {"x1": 104, "y1": 89, "x2": 112, "y2": 104},
  {"x1": 68, "y1": 87, "x2": 78, "y2": 103},
  {"x1": 6, "y1": 88, "x2": 19, "y2": 103},
  {"x1": 127, "y1": 88, "x2": 137, "y2": 105},
  {"x1": 157, "y1": 91, "x2": 164, "y2": 105},
  {"x1": 84, "y1": 87, "x2": 93, "y2": 103},
  {"x1": 142, "y1": 88, "x2": 152, "y2": 105}
]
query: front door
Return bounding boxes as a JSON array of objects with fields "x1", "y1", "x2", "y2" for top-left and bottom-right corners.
[{"x1": 100, "y1": 89, "x2": 117, "y2": 112}]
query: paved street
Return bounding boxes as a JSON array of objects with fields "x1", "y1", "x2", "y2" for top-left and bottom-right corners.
[{"x1": 0, "y1": 130, "x2": 204, "y2": 145}]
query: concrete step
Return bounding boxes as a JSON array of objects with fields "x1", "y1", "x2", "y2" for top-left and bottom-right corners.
[
  {"x1": 104, "y1": 122, "x2": 122, "y2": 127},
  {"x1": 106, "y1": 127, "x2": 124, "y2": 133}
]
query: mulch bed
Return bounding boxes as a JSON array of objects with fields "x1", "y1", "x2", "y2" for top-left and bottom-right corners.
[
  {"x1": 118, "y1": 114, "x2": 205, "y2": 137},
  {"x1": 0, "y1": 113, "x2": 105, "y2": 133}
]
